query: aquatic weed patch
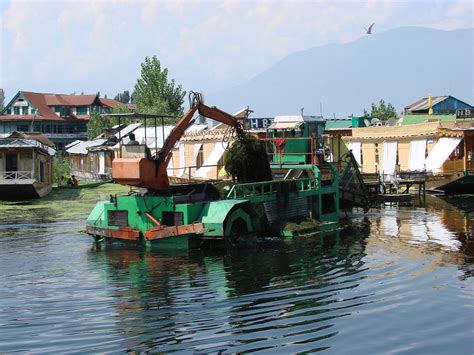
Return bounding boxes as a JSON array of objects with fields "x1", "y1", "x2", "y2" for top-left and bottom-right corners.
[{"x1": 0, "y1": 183, "x2": 129, "y2": 224}]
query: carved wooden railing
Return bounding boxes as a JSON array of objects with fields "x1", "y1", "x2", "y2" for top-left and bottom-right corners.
[{"x1": 0, "y1": 171, "x2": 33, "y2": 180}]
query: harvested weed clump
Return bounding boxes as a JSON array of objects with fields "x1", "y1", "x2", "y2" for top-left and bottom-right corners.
[{"x1": 224, "y1": 135, "x2": 273, "y2": 183}]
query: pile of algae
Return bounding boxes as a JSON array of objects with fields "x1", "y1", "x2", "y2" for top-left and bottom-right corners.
[
  {"x1": 0, "y1": 183, "x2": 129, "y2": 224},
  {"x1": 224, "y1": 135, "x2": 273, "y2": 183}
]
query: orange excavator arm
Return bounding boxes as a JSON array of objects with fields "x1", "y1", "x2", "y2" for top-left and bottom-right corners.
[{"x1": 112, "y1": 92, "x2": 245, "y2": 190}]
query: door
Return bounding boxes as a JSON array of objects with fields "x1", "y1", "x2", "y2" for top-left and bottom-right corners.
[
  {"x1": 98, "y1": 152, "x2": 105, "y2": 174},
  {"x1": 5, "y1": 154, "x2": 18, "y2": 179},
  {"x1": 6, "y1": 154, "x2": 18, "y2": 171}
]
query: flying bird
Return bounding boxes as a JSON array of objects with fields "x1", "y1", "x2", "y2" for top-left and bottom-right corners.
[{"x1": 364, "y1": 23, "x2": 375, "y2": 34}]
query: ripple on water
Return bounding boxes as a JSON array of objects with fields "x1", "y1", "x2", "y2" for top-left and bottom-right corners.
[{"x1": 0, "y1": 201, "x2": 473, "y2": 353}]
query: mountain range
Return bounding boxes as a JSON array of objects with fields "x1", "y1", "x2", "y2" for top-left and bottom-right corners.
[{"x1": 208, "y1": 26, "x2": 473, "y2": 118}]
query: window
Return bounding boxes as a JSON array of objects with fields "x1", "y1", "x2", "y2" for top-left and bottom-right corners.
[
  {"x1": 76, "y1": 106, "x2": 87, "y2": 115},
  {"x1": 61, "y1": 107, "x2": 71, "y2": 117},
  {"x1": 22, "y1": 106, "x2": 28, "y2": 115},
  {"x1": 31, "y1": 108, "x2": 36, "y2": 114},
  {"x1": 54, "y1": 106, "x2": 61, "y2": 113},
  {"x1": 196, "y1": 146, "x2": 204, "y2": 168},
  {"x1": 17, "y1": 124, "x2": 29, "y2": 131},
  {"x1": 13, "y1": 107, "x2": 20, "y2": 115}
]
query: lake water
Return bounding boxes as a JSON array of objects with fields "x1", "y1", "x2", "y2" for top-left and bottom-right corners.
[{"x1": 0, "y1": 187, "x2": 473, "y2": 353}]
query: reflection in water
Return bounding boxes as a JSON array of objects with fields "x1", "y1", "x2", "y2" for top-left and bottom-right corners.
[
  {"x1": 0, "y1": 197, "x2": 473, "y2": 353},
  {"x1": 90, "y1": 226, "x2": 371, "y2": 352}
]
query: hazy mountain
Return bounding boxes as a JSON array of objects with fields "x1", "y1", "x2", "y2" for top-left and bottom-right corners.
[{"x1": 208, "y1": 27, "x2": 473, "y2": 117}]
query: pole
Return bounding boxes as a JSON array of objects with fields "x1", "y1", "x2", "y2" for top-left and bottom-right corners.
[
  {"x1": 118, "y1": 116, "x2": 122, "y2": 158},
  {"x1": 144, "y1": 116, "x2": 147, "y2": 144},
  {"x1": 154, "y1": 116, "x2": 158, "y2": 157},
  {"x1": 161, "y1": 117, "x2": 165, "y2": 155}
]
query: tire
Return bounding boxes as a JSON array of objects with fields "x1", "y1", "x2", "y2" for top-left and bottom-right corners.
[{"x1": 224, "y1": 208, "x2": 255, "y2": 247}]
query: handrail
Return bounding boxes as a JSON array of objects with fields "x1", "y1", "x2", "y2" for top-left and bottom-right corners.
[
  {"x1": 226, "y1": 177, "x2": 319, "y2": 199},
  {"x1": 168, "y1": 163, "x2": 225, "y2": 181},
  {"x1": 0, "y1": 171, "x2": 34, "y2": 180}
]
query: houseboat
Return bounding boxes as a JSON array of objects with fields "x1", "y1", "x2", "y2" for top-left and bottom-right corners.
[
  {"x1": 342, "y1": 121, "x2": 474, "y2": 194},
  {"x1": 0, "y1": 131, "x2": 56, "y2": 199},
  {"x1": 66, "y1": 124, "x2": 141, "y2": 183}
]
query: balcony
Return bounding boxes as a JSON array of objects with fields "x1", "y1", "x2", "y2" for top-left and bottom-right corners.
[{"x1": 0, "y1": 171, "x2": 35, "y2": 184}]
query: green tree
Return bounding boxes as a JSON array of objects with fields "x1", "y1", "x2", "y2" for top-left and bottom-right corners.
[
  {"x1": 87, "y1": 105, "x2": 134, "y2": 139},
  {"x1": 0, "y1": 88, "x2": 5, "y2": 112},
  {"x1": 87, "y1": 111, "x2": 110, "y2": 139},
  {"x1": 114, "y1": 90, "x2": 131, "y2": 104},
  {"x1": 363, "y1": 99, "x2": 398, "y2": 121},
  {"x1": 53, "y1": 152, "x2": 70, "y2": 183},
  {"x1": 132, "y1": 56, "x2": 185, "y2": 120}
]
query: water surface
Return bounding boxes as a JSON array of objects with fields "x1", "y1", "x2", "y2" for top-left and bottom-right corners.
[{"x1": 0, "y1": 189, "x2": 473, "y2": 353}]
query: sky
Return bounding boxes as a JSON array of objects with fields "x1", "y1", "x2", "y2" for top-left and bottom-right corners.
[{"x1": 1, "y1": 0, "x2": 473, "y2": 102}]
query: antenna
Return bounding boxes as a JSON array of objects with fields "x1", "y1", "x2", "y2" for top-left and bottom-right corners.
[{"x1": 301, "y1": 107, "x2": 304, "y2": 115}]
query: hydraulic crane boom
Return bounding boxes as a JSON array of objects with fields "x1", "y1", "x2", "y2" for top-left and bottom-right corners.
[{"x1": 112, "y1": 93, "x2": 245, "y2": 191}]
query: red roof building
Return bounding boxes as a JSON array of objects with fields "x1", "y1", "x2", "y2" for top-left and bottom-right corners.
[{"x1": 1, "y1": 91, "x2": 126, "y2": 149}]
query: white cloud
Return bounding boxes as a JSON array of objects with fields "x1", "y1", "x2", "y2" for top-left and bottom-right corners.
[{"x1": 1, "y1": 0, "x2": 472, "y2": 98}]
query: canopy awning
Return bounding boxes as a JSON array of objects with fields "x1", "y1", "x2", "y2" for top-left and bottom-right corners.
[
  {"x1": 425, "y1": 137, "x2": 462, "y2": 172},
  {"x1": 381, "y1": 141, "x2": 398, "y2": 176},
  {"x1": 195, "y1": 142, "x2": 228, "y2": 178},
  {"x1": 268, "y1": 121, "x2": 302, "y2": 130},
  {"x1": 408, "y1": 139, "x2": 427, "y2": 171},
  {"x1": 347, "y1": 141, "x2": 362, "y2": 165}
]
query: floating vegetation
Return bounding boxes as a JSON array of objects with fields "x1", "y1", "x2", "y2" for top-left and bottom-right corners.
[
  {"x1": 224, "y1": 135, "x2": 273, "y2": 183},
  {"x1": 0, "y1": 183, "x2": 129, "y2": 225},
  {"x1": 278, "y1": 218, "x2": 323, "y2": 237}
]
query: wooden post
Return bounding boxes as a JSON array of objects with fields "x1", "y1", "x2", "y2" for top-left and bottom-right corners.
[
  {"x1": 463, "y1": 132, "x2": 467, "y2": 172},
  {"x1": 32, "y1": 150, "x2": 36, "y2": 179}
]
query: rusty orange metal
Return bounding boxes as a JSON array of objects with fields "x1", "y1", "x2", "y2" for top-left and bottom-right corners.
[
  {"x1": 105, "y1": 226, "x2": 140, "y2": 241},
  {"x1": 112, "y1": 100, "x2": 243, "y2": 191},
  {"x1": 144, "y1": 212, "x2": 161, "y2": 227},
  {"x1": 144, "y1": 223, "x2": 206, "y2": 240},
  {"x1": 112, "y1": 158, "x2": 169, "y2": 190}
]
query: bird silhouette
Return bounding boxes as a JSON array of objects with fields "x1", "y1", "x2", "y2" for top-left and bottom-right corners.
[{"x1": 364, "y1": 23, "x2": 375, "y2": 34}]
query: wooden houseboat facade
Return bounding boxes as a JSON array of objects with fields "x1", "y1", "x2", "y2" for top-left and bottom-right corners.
[
  {"x1": 342, "y1": 121, "x2": 474, "y2": 193},
  {"x1": 0, "y1": 132, "x2": 56, "y2": 199}
]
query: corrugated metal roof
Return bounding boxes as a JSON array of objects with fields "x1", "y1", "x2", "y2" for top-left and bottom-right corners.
[
  {"x1": 8, "y1": 131, "x2": 55, "y2": 147},
  {"x1": 65, "y1": 140, "x2": 83, "y2": 149},
  {"x1": 0, "y1": 138, "x2": 56, "y2": 156},
  {"x1": 405, "y1": 96, "x2": 449, "y2": 111},
  {"x1": 115, "y1": 123, "x2": 142, "y2": 139},
  {"x1": 66, "y1": 139, "x2": 107, "y2": 155},
  {"x1": 134, "y1": 126, "x2": 174, "y2": 148}
]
